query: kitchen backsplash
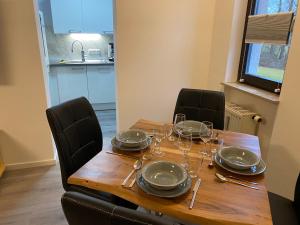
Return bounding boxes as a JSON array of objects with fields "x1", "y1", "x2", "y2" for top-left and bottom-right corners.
[{"x1": 45, "y1": 28, "x2": 113, "y2": 62}]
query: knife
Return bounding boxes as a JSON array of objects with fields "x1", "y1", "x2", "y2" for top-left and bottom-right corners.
[
  {"x1": 189, "y1": 178, "x2": 201, "y2": 209},
  {"x1": 105, "y1": 151, "x2": 139, "y2": 160}
]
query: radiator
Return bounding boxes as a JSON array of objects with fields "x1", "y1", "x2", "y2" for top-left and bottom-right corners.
[{"x1": 225, "y1": 102, "x2": 262, "y2": 135}]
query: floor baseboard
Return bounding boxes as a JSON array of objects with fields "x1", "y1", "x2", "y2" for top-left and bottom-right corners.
[{"x1": 6, "y1": 159, "x2": 57, "y2": 171}]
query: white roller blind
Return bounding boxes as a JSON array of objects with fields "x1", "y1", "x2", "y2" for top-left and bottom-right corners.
[{"x1": 245, "y1": 12, "x2": 294, "y2": 45}]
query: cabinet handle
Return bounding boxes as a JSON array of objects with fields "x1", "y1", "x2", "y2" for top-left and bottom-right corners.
[
  {"x1": 69, "y1": 29, "x2": 82, "y2": 33},
  {"x1": 71, "y1": 67, "x2": 85, "y2": 70}
]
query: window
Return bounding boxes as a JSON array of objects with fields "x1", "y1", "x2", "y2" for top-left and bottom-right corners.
[{"x1": 238, "y1": 0, "x2": 298, "y2": 94}]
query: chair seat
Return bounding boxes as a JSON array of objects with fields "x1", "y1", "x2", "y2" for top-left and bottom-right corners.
[
  {"x1": 268, "y1": 192, "x2": 299, "y2": 225},
  {"x1": 69, "y1": 184, "x2": 137, "y2": 210}
]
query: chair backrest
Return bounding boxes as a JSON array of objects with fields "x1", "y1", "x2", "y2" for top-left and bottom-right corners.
[
  {"x1": 46, "y1": 97, "x2": 103, "y2": 190},
  {"x1": 173, "y1": 88, "x2": 225, "y2": 130},
  {"x1": 294, "y1": 173, "x2": 300, "y2": 218},
  {"x1": 61, "y1": 192, "x2": 173, "y2": 225}
]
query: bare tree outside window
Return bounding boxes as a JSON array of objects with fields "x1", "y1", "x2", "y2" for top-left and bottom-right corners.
[{"x1": 245, "y1": 0, "x2": 298, "y2": 83}]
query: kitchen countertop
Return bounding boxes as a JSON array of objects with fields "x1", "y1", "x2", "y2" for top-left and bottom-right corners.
[{"x1": 49, "y1": 59, "x2": 114, "y2": 66}]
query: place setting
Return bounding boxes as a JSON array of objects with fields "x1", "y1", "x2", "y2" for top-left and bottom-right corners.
[
  {"x1": 135, "y1": 160, "x2": 192, "y2": 198},
  {"x1": 111, "y1": 129, "x2": 152, "y2": 152},
  {"x1": 214, "y1": 144, "x2": 266, "y2": 176},
  {"x1": 172, "y1": 113, "x2": 267, "y2": 178}
]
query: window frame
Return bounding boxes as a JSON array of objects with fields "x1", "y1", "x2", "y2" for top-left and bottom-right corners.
[{"x1": 238, "y1": 0, "x2": 291, "y2": 94}]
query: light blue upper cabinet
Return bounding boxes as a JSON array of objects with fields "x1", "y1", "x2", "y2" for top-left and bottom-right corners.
[
  {"x1": 51, "y1": 0, "x2": 113, "y2": 34},
  {"x1": 51, "y1": 0, "x2": 83, "y2": 34},
  {"x1": 82, "y1": 0, "x2": 113, "y2": 33}
]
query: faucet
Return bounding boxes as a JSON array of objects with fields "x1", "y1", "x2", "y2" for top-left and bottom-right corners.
[{"x1": 71, "y1": 40, "x2": 85, "y2": 62}]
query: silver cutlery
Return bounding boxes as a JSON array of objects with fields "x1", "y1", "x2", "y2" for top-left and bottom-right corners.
[
  {"x1": 122, "y1": 160, "x2": 142, "y2": 187},
  {"x1": 225, "y1": 175, "x2": 258, "y2": 185},
  {"x1": 128, "y1": 177, "x2": 137, "y2": 188},
  {"x1": 215, "y1": 173, "x2": 259, "y2": 190},
  {"x1": 189, "y1": 178, "x2": 201, "y2": 209},
  {"x1": 106, "y1": 151, "x2": 139, "y2": 160}
]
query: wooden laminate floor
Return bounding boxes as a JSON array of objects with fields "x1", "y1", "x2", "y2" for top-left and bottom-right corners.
[{"x1": 0, "y1": 110, "x2": 116, "y2": 225}]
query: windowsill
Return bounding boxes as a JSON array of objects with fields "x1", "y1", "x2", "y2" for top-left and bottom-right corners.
[{"x1": 221, "y1": 82, "x2": 280, "y2": 104}]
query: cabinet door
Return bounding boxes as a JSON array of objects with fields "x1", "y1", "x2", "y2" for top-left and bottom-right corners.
[
  {"x1": 87, "y1": 66, "x2": 115, "y2": 104},
  {"x1": 57, "y1": 66, "x2": 88, "y2": 103},
  {"x1": 51, "y1": 0, "x2": 83, "y2": 33},
  {"x1": 82, "y1": 0, "x2": 113, "y2": 33}
]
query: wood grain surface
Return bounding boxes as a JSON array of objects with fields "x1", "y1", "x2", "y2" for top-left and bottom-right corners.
[{"x1": 68, "y1": 119, "x2": 272, "y2": 225}]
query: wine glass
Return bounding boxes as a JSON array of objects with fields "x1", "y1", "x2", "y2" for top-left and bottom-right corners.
[
  {"x1": 174, "y1": 113, "x2": 186, "y2": 144},
  {"x1": 177, "y1": 127, "x2": 193, "y2": 175},
  {"x1": 164, "y1": 123, "x2": 174, "y2": 142},
  {"x1": 152, "y1": 127, "x2": 165, "y2": 156},
  {"x1": 174, "y1": 113, "x2": 186, "y2": 128},
  {"x1": 199, "y1": 121, "x2": 213, "y2": 156},
  {"x1": 140, "y1": 140, "x2": 153, "y2": 160}
]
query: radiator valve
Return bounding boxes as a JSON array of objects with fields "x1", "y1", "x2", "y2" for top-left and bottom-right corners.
[{"x1": 252, "y1": 115, "x2": 262, "y2": 123}]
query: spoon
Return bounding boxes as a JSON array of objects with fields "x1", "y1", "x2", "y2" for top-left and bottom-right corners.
[
  {"x1": 215, "y1": 173, "x2": 259, "y2": 190},
  {"x1": 122, "y1": 160, "x2": 142, "y2": 186}
]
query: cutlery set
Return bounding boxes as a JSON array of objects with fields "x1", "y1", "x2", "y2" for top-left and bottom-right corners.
[
  {"x1": 122, "y1": 159, "x2": 142, "y2": 188},
  {"x1": 215, "y1": 173, "x2": 259, "y2": 190}
]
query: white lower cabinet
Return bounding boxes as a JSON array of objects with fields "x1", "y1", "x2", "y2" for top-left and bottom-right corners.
[
  {"x1": 87, "y1": 65, "x2": 115, "y2": 104},
  {"x1": 50, "y1": 65, "x2": 115, "y2": 106},
  {"x1": 56, "y1": 66, "x2": 88, "y2": 103}
]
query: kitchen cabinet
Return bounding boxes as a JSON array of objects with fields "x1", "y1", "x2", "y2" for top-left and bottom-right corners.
[
  {"x1": 49, "y1": 64, "x2": 115, "y2": 107},
  {"x1": 51, "y1": 0, "x2": 83, "y2": 34},
  {"x1": 56, "y1": 66, "x2": 89, "y2": 103},
  {"x1": 51, "y1": 0, "x2": 113, "y2": 34},
  {"x1": 87, "y1": 65, "x2": 115, "y2": 104},
  {"x1": 82, "y1": 0, "x2": 113, "y2": 33}
]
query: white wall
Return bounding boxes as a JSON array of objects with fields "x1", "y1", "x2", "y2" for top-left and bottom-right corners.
[
  {"x1": 267, "y1": 14, "x2": 300, "y2": 199},
  {"x1": 115, "y1": 0, "x2": 216, "y2": 130},
  {"x1": 0, "y1": 0, "x2": 54, "y2": 167}
]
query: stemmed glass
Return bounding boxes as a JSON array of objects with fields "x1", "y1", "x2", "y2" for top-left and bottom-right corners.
[
  {"x1": 173, "y1": 113, "x2": 186, "y2": 144},
  {"x1": 177, "y1": 127, "x2": 194, "y2": 176},
  {"x1": 164, "y1": 124, "x2": 174, "y2": 142},
  {"x1": 199, "y1": 121, "x2": 213, "y2": 156},
  {"x1": 152, "y1": 127, "x2": 165, "y2": 156},
  {"x1": 174, "y1": 113, "x2": 186, "y2": 128}
]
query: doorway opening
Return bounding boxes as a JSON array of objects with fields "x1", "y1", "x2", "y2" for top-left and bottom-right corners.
[{"x1": 36, "y1": 0, "x2": 116, "y2": 142}]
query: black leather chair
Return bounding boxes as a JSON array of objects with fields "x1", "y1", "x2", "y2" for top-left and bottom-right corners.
[
  {"x1": 173, "y1": 88, "x2": 225, "y2": 130},
  {"x1": 46, "y1": 97, "x2": 136, "y2": 209},
  {"x1": 268, "y1": 173, "x2": 300, "y2": 225},
  {"x1": 61, "y1": 192, "x2": 174, "y2": 225}
]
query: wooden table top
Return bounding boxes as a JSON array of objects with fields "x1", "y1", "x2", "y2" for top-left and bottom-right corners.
[{"x1": 68, "y1": 119, "x2": 272, "y2": 225}]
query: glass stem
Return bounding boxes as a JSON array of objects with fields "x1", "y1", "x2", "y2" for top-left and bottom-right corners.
[{"x1": 184, "y1": 151, "x2": 188, "y2": 168}]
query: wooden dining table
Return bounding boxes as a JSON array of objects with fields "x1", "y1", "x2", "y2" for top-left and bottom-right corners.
[{"x1": 68, "y1": 119, "x2": 273, "y2": 225}]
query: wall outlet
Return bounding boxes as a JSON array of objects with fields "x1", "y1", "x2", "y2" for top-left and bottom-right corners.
[{"x1": 87, "y1": 49, "x2": 101, "y2": 57}]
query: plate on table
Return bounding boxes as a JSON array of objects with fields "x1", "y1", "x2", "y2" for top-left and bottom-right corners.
[
  {"x1": 141, "y1": 161, "x2": 188, "y2": 190},
  {"x1": 116, "y1": 130, "x2": 148, "y2": 147},
  {"x1": 111, "y1": 136, "x2": 152, "y2": 152},
  {"x1": 136, "y1": 171, "x2": 192, "y2": 198},
  {"x1": 217, "y1": 146, "x2": 260, "y2": 170},
  {"x1": 174, "y1": 120, "x2": 208, "y2": 139},
  {"x1": 214, "y1": 154, "x2": 266, "y2": 176}
]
